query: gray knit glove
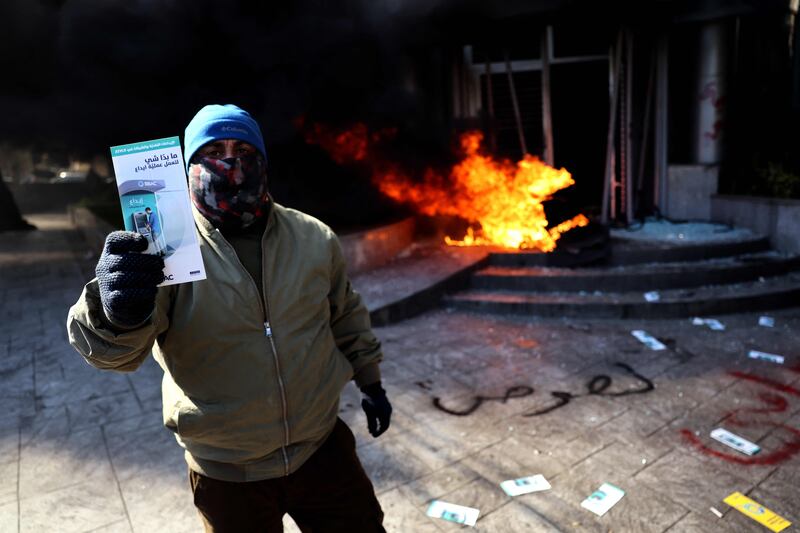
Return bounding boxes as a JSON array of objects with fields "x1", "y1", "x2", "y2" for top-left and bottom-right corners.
[{"x1": 95, "y1": 231, "x2": 164, "y2": 328}]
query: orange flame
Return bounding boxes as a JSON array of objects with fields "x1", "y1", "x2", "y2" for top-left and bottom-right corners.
[{"x1": 304, "y1": 123, "x2": 589, "y2": 251}]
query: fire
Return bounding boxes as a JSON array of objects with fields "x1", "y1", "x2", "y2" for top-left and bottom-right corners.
[{"x1": 304, "y1": 122, "x2": 588, "y2": 251}]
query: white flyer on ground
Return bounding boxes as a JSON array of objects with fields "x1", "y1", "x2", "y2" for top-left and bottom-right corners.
[
  {"x1": 426, "y1": 500, "x2": 480, "y2": 526},
  {"x1": 110, "y1": 137, "x2": 206, "y2": 286},
  {"x1": 759, "y1": 316, "x2": 775, "y2": 327},
  {"x1": 631, "y1": 330, "x2": 667, "y2": 351},
  {"x1": 500, "y1": 474, "x2": 551, "y2": 496},
  {"x1": 581, "y1": 483, "x2": 625, "y2": 516},
  {"x1": 710, "y1": 428, "x2": 761, "y2": 456},
  {"x1": 748, "y1": 350, "x2": 784, "y2": 365}
]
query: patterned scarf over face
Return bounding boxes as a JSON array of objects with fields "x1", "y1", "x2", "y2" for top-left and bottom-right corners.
[{"x1": 189, "y1": 154, "x2": 269, "y2": 231}]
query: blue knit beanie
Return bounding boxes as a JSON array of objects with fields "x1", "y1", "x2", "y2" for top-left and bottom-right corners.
[{"x1": 184, "y1": 104, "x2": 267, "y2": 171}]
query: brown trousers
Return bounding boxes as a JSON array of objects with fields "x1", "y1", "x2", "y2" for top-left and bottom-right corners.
[{"x1": 189, "y1": 418, "x2": 385, "y2": 533}]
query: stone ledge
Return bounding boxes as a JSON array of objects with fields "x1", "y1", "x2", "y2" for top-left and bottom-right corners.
[{"x1": 711, "y1": 194, "x2": 800, "y2": 253}]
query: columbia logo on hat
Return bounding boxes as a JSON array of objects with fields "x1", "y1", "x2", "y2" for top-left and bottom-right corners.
[{"x1": 221, "y1": 125, "x2": 249, "y2": 134}]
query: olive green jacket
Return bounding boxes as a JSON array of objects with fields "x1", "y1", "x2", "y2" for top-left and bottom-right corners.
[{"x1": 67, "y1": 202, "x2": 382, "y2": 481}]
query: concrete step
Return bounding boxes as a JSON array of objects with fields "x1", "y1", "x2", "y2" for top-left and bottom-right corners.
[
  {"x1": 444, "y1": 272, "x2": 800, "y2": 319},
  {"x1": 487, "y1": 234, "x2": 771, "y2": 268},
  {"x1": 472, "y1": 252, "x2": 800, "y2": 292}
]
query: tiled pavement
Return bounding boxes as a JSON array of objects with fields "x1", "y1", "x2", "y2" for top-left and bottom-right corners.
[{"x1": 2, "y1": 213, "x2": 800, "y2": 532}]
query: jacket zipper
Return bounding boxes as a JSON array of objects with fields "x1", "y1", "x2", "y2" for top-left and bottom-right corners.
[{"x1": 215, "y1": 229, "x2": 291, "y2": 476}]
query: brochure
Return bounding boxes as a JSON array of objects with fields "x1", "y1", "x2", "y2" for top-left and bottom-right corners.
[
  {"x1": 500, "y1": 474, "x2": 551, "y2": 496},
  {"x1": 425, "y1": 500, "x2": 480, "y2": 526},
  {"x1": 110, "y1": 136, "x2": 206, "y2": 286},
  {"x1": 581, "y1": 483, "x2": 625, "y2": 516}
]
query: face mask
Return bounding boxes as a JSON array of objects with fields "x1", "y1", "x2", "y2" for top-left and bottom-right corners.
[{"x1": 188, "y1": 153, "x2": 269, "y2": 231}]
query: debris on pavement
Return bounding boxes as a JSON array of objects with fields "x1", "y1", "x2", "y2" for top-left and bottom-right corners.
[
  {"x1": 631, "y1": 330, "x2": 667, "y2": 351},
  {"x1": 426, "y1": 500, "x2": 480, "y2": 526},
  {"x1": 709, "y1": 507, "x2": 723, "y2": 519},
  {"x1": 500, "y1": 474, "x2": 551, "y2": 496},
  {"x1": 724, "y1": 492, "x2": 792, "y2": 532},
  {"x1": 643, "y1": 291, "x2": 660, "y2": 302},
  {"x1": 759, "y1": 316, "x2": 776, "y2": 327},
  {"x1": 691, "y1": 317, "x2": 726, "y2": 331},
  {"x1": 580, "y1": 483, "x2": 625, "y2": 517},
  {"x1": 710, "y1": 428, "x2": 761, "y2": 456},
  {"x1": 748, "y1": 350, "x2": 785, "y2": 365}
]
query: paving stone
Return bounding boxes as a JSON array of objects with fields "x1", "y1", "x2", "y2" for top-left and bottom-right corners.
[
  {"x1": 473, "y1": 500, "x2": 562, "y2": 532},
  {"x1": 356, "y1": 438, "x2": 433, "y2": 495},
  {"x1": 505, "y1": 490, "x2": 606, "y2": 532},
  {"x1": 34, "y1": 352, "x2": 131, "y2": 408},
  {"x1": 105, "y1": 422, "x2": 185, "y2": 485},
  {"x1": 33, "y1": 391, "x2": 143, "y2": 435},
  {"x1": 0, "y1": 423, "x2": 19, "y2": 466},
  {"x1": 0, "y1": 460, "x2": 18, "y2": 506},
  {"x1": 667, "y1": 510, "x2": 735, "y2": 533},
  {"x1": 458, "y1": 441, "x2": 532, "y2": 483},
  {"x1": 18, "y1": 478, "x2": 126, "y2": 533},
  {"x1": 118, "y1": 470, "x2": 199, "y2": 533},
  {"x1": 125, "y1": 356, "x2": 163, "y2": 410},
  {"x1": 281, "y1": 514, "x2": 303, "y2": 533},
  {"x1": 598, "y1": 480, "x2": 688, "y2": 533},
  {"x1": 439, "y1": 476, "x2": 512, "y2": 520},
  {"x1": 19, "y1": 423, "x2": 115, "y2": 499},
  {"x1": 0, "y1": 352, "x2": 35, "y2": 420},
  {"x1": 634, "y1": 450, "x2": 754, "y2": 515},
  {"x1": 378, "y1": 488, "x2": 443, "y2": 533},
  {"x1": 398, "y1": 461, "x2": 481, "y2": 507},
  {"x1": 0, "y1": 500, "x2": 18, "y2": 533},
  {"x1": 390, "y1": 420, "x2": 483, "y2": 471},
  {"x1": 502, "y1": 433, "x2": 607, "y2": 480},
  {"x1": 88, "y1": 520, "x2": 134, "y2": 533}
]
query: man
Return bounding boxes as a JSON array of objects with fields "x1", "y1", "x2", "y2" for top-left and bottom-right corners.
[
  {"x1": 67, "y1": 104, "x2": 391, "y2": 532},
  {"x1": 143, "y1": 206, "x2": 163, "y2": 256}
]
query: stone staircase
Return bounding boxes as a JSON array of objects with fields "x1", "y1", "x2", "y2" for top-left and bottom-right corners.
[{"x1": 444, "y1": 233, "x2": 800, "y2": 319}]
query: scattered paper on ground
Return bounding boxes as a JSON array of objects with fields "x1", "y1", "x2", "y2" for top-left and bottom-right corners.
[
  {"x1": 631, "y1": 330, "x2": 667, "y2": 351},
  {"x1": 691, "y1": 317, "x2": 726, "y2": 331},
  {"x1": 426, "y1": 500, "x2": 480, "y2": 527},
  {"x1": 500, "y1": 474, "x2": 551, "y2": 496},
  {"x1": 644, "y1": 291, "x2": 660, "y2": 302},
  {"x1": 710, "y1": 428, "x2": 761, "y2": 455},
  {"x1": 724, "y1": 491, "x2": 791, "y2": 532},
  {"x1": 581, "y1": 483, "x2": 625, "y2": 517},
  {"x1": 748, "y1": 350, "x2": 785, "y2": 365},
  {"x1": 759, "y1": 316, "x2": 775, "y2": 327}
]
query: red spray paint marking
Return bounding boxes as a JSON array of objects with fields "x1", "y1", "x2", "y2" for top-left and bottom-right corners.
[
  {"x1": 727, "y1": 371, "x2": 800, "y2": 397},
  {"x1": 680, "y1": 371, "x2": 800, "y2": 465},
  {"x1": 680, "y1": 426, "x2": 800, "y2": 466}
]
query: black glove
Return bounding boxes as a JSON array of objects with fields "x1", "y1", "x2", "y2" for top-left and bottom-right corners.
[
  {"x1": 360, "y1": 382, "x2": 392, "y2": 438},
  {"x1": 95, "y1": 231, "x2": 164, "y2": 328}
]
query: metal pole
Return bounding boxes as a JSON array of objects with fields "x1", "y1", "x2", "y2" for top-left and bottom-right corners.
[
  {"x1": 654, "y1": 33, "x2": 669, "y2": 213},
  {"x1": 624, "y1": 29, "x2": 634, "y2": 223},
  {"x1": 541, "y1": 26, "x2": 555, "y2": 166},
  {"x1": 601, "y1": 30, "x2": 624, "y2": 225},
  {"x1": 504, "y1": 49, "x2": 528, "y2": 156},
  {"x1": 485, "y1": 53, "x2": 497, "y2": 153},
  {"x1": 637, "y1": 47, "x2": 656, "y2": 196}
]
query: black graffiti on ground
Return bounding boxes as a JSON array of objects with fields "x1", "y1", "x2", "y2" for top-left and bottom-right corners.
[{"x1": 431, "y1": 362, "x2": 654, "y2": 417}]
